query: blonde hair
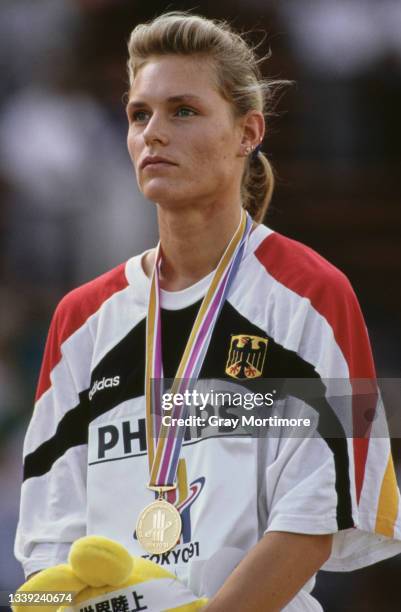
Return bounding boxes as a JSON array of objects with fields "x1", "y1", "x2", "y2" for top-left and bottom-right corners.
[{"x1": 127, "y1": 12, "x2": 286, "y2": 223}]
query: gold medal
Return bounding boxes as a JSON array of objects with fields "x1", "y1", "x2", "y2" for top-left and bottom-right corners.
[{"x1": 136, "y1": 498, "x2": 182, "y2": 554}]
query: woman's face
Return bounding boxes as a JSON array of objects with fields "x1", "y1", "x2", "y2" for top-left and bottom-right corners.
[{"x1": 126, "y1": 54, "x2": 247, "y2": 209}]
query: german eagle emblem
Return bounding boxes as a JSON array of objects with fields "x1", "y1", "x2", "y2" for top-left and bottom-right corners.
[{"x1": 225, "y1": 334, "x2": 268, "y2": 379}]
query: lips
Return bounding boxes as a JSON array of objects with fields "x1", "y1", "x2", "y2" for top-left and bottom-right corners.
[{"x1": 140, "y1": 156, "x2": 177, "y2": 169}]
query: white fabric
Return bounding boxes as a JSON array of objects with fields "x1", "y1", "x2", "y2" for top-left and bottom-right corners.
[
  {"x1": 15, "y1": 224, "x2": 401, "y2": 610},
  {"x1": 64, "y1": 579, "x2": 198, "y2": 612}
]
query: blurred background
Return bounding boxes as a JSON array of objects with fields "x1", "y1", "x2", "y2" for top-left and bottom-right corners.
[{"x1": 0, "y1": 0, "x2": 400, "y2": 609}]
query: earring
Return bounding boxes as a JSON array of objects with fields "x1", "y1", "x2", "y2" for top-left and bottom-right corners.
[{"x1": 244, "y1": 145, "x2": 252, "y2": 156}]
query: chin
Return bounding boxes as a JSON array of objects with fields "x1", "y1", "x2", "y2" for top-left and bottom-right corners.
[{"x1": 142, "y1": 181, "x2": 190, "y2": 207}]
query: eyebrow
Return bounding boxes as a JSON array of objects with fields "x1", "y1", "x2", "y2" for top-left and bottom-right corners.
[{"x1": 126, "y1": 94, "x2": 203, "y2": 110}]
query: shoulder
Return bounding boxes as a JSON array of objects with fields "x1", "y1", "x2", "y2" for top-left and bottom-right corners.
[
  {"x1": 254, "y1": 230, "x2": 355, "y2": 306},
  {"x1": 57, "y1": 262, "x2": 129, "y2": 316},
  {"x1": 35, "y1": 262, "x2": 131, "y2": 402},
  {"x1": 251, "y1": 230, "x2": 375, "y2": 378},
  {"x1": 52, "y1": 262, "x2": 129, "y2": 341}
]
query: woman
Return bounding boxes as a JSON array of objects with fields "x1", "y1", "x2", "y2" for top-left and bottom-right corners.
[{"x1": 16, "y1": 12, "x2": 401, "y2": 611}]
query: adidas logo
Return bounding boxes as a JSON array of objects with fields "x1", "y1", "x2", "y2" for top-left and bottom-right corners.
[{"x1": 89, "y1": 376, "x2": 120, "y2": 401}]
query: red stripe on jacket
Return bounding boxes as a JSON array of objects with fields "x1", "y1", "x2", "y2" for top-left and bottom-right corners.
[
  {"x1": 35, "y1": 263, "x2": 128, "y2": 402},
  {"x1": 255, "y1": 232, "x2": 376, "y2": 502}
]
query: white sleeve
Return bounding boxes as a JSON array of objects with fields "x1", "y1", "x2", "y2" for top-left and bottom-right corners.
[
  {"x1": 261, "y1": 399, "x2": 401, "y2": 571},
  {"x1": 14, "y1": 301, "x2": 90, "y2": 578},
  {"x1": 261, "y1": 267, "x2": 401, "y2": 571},
  {"x1": 263, "y1": 430, "x2": 339, "y2": 536}
]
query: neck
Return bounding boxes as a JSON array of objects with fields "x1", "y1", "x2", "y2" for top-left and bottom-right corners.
[{"x1": 155, "y1": 203, "x2": 243, "y2": 291}]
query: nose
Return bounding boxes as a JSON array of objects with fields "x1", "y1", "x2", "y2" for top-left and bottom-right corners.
[{"x1": 143, "y1": 112, "x2": 169, "y2": 147}]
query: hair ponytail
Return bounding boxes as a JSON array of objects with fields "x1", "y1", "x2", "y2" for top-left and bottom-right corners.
[{"x1": 242, "y1": 151, "x2": 274, "y2": 223}]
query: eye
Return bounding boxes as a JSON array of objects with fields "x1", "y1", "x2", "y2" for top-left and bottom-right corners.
[
  {"x1": 130, "y1": 110, "x2": 151, "y2": 123},
  {"x1": 175, "y1": 107, "x2": 197, "y2": 118}
]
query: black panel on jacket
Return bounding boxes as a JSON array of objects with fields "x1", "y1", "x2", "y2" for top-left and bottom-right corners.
[{"x1": 22, "y1": 299, "x2": 354, "y2": 531}]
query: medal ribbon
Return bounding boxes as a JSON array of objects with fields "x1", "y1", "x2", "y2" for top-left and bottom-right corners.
[{"x1": 145, "y1": 210, "x2": 252, "y2": 488}]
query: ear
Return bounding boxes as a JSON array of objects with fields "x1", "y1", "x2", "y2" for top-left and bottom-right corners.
[{"x1": 238, "y1": 110, "x2": 265, "y2": 156}]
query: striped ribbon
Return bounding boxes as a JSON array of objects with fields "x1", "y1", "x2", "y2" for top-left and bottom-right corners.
[{"x1": 145, "y1": 210, "x2": 252, "y2": 488}]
